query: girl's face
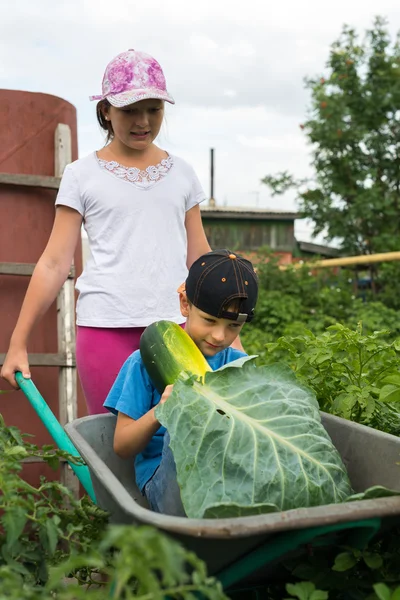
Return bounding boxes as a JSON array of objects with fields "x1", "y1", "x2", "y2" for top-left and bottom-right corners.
[{"x1": 105, "y1": 99, "x2": 164, "y2": 151}]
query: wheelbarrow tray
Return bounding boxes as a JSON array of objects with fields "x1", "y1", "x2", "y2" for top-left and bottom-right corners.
[{"x1": 65, "y1": 412, "x2": 400, "y2": 580}]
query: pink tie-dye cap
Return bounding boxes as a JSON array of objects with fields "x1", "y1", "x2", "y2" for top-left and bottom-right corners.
[{"x1": 89, "y1": 49, "x2": 175, "y2": 107}]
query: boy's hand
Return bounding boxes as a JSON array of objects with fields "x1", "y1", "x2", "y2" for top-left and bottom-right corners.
[{"x1": 160, "y1": 384, "x2": 174, "y2": 404}]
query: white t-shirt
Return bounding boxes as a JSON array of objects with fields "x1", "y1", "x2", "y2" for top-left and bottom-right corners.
[{"x1": 55, "y1": 152, "x2": 206, "y2": 327}]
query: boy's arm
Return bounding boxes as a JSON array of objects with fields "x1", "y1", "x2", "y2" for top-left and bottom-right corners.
[
  {"x1": 114, "y1": 409, "x2": 159, "y2": 459},
  {"x1": 113, "y1": 385, "x2": 174, "y2": 459}
]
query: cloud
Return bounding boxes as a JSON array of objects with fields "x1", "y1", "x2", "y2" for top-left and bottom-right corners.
[{"x1": 237, "y1": 133, "x2": 306, "y2": 151}]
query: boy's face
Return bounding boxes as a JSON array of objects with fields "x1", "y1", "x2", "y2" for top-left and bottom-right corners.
[{"x1": 179, "y1": 293, "x2": 244, "y2": 357}]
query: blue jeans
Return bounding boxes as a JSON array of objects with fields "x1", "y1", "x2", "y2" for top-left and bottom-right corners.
[{"x1": 143, "y1": 432, "x2": 186, "y2": 517}]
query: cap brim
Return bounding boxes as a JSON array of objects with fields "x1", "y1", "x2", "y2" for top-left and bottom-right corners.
[{"x1": 102, "y1": 88, "x2": 175, "y2": 107}]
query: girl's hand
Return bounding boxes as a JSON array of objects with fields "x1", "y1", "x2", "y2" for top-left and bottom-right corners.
[
  {"x1": 160, "y1": 384, "x2": 174, "y2": 404},
  {"x1": 0, "y1": 346, "x2": 30, "y2": 389}
]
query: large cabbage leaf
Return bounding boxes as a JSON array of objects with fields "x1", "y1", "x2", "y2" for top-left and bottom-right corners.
[{"x1": 155, "y1": 360, "x2": 353, "y2": 519}]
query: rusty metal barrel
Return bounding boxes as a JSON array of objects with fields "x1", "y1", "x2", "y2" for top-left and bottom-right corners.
[{"x1": 0, "y1": 89, "x2": 85, "y2": 487}]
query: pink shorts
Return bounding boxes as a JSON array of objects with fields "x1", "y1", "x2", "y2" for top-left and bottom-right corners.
[
  {"x1": 76, "y1": 324, "x2": 184, "y2": 415},
  {"x1": 76, "y1": 326, "x2": 146, "y2": 415}
]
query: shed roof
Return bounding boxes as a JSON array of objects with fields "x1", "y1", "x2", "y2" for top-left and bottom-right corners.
[{"x1": 200, "y1": 205, "x2": 300, "y2": 221}]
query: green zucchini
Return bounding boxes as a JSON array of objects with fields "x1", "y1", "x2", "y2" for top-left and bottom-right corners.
[{"x1": 139, "y1": 320, "x2": 211, "y2": 394}]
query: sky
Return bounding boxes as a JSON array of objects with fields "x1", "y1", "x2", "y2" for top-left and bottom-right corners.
[{"x1": 2, "y1": 0, "x2": 400, "y2": 243}]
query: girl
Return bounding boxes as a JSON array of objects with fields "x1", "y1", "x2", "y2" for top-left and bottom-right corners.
[{"x1": 0, "y1": 49, "x2": 210, "y2": 414}]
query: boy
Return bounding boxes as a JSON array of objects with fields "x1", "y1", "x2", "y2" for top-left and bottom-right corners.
[{"x1": 104, "y1": 249, "x2": 258, "y2": 516}]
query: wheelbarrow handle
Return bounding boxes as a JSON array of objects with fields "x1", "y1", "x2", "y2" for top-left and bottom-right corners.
[{"x1": 15, "y1": 372, "x2": 96, "y2": 504}]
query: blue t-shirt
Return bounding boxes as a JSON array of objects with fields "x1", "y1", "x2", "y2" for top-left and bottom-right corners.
[{"x1": 104, "y1": 347, "x2": 246, "y2": 491}]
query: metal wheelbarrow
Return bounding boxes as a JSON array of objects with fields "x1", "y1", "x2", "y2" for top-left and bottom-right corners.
[{"x1": 12, "y1": 372, "x2": 400, "y2": 593}]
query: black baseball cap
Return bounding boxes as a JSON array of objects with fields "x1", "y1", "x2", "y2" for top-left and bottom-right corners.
[{"x1": 183, "y1": 249, "x2": 258, "y2": 323}]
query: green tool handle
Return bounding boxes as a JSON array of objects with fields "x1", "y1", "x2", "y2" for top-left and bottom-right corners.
[{"x1": 15, "y1": 372, "x2": 96, "y2": 503}]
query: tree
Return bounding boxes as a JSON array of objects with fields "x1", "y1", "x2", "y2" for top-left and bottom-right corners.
[{"x1": 262, "y1": 17, "x2": 400, "y2": 258}]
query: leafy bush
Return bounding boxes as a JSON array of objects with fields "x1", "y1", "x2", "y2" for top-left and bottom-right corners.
[
  {"x1": 375, "y1": 262, "x2": 400, "y2": 311},
  {"x1": 253, "y1": 324, "x2": 400, "y2": 436},
  {"x1": 241, "y1": 248, "x2": 400, "y2": 360},
  {"x1": 0, "y1": 415, "x2": 108, "y2": 586},
  {"x1": 346, "y1": 301, "x2": 400, "y2": 338}
]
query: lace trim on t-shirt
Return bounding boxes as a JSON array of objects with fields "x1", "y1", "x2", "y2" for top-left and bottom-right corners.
[{"x1": 97, "y1": 154, "x2": 174, "y2": 188}]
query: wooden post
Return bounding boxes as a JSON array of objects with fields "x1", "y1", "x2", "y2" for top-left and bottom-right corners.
[
  {"x1": 54, "y1": 123, "x2": 79, "y2": 497},
  {"x1": 209, "y1": 148, "x2": 216, "y2": 207},
  {"x1": 270, "y1": 225, "x2": 277, "y2": 249}
]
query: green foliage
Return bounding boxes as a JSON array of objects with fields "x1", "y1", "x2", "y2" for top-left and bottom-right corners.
[
  {"x1": 258, "y1": 323, "x2": 400, "y2": 435},
  {"x1": 346, "y1": 301, "x2": 400, "y2": 336},
  {"x1": 262, "y1": 17, "x2": 400, "y2": 258},
  {"x1": 244, "y1": 250, "x2": 353, "y2": 341},
  {"x1": 46, "y1": 526, "x2": 228, "y2": 600},
  {"x1": 374, "y1": 583, "x2": 400, "y2": 600},
  {"x1": 0, "y1": 414, "x2": 227, "y2": 599},
  {"x1": 241, "y1": 248, "x2": 400, "y2": 359},
  {"x1": 285, "y1": 582, "x2": 328, "y2": 600},
  {"x1": 374, "y1": 262, "x2": 400, "y2": 311},
  {"x1": 260, "y1": 524, "x2": 400, "y2": 599},
  {"x1": 0, "y1": 414, "x2": 108, "y2": 587}
]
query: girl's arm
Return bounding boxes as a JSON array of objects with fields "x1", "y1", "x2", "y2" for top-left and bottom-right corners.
[
  {"x1": 0, "y1": 206, "x2": 83, "y2": 387},
  {"x1": 114, "y1": 385, "x2": 173, "y2": 459},
  {"x1": 185, "y1": 204, "x2": 211, "y2": 269}
]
